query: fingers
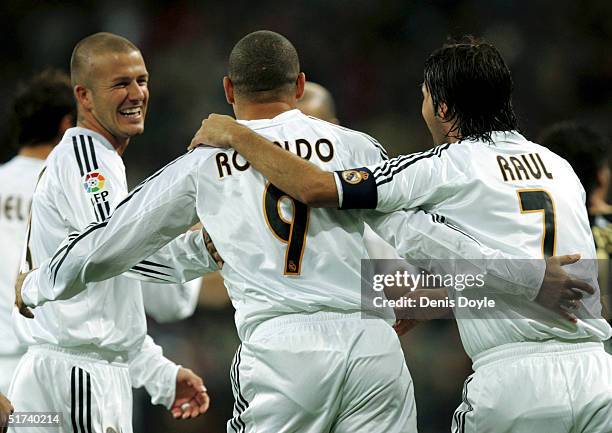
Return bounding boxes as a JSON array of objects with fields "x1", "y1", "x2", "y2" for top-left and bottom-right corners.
[
  {"x1": 564, "y1": 278, "x2": 595, "y2": 295},
  {"x1": 556, "y1": 254, "x2": 581, "y2": 266},
  {"x1": 203, "y1": 230, "x2": 224, "y2": 268},
  {"x1": 171, "y1": 400, "x2": 199, "y2": 420},
  {"x1": 557, "y1": 306, "x2": 577, "y2": 323},
  {"x1": 199, "y1": 392, "x2": 210, "y2": 414},
  {"x1": 393, "y1": 319, "x2": 419, "y2": 336},
  {"x1": 562, "y1": 289, "x2": 583, "y2": 301},
  {"x1": 19, "y1": 305, "x2": 34, "y2": 319},
  {"x1": 170, "y1": 406, "x2": 182, "y2": 419}
]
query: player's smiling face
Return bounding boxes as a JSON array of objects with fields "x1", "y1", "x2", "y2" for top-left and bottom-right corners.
[{"x1": 89, "y1": 50, "x2": 149, "y2": 140}]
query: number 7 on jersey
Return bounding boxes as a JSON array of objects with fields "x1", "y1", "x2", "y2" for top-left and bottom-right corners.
[{"x1": 517, "y1": 188, "x2": 557, "y2": 258}]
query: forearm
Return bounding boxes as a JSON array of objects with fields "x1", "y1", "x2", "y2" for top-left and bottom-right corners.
[
  {"x1": 129, "y1": 335, "x2": 179, "y2": 409},
  {"x1": 143, "y1": 278, "x2": 201, "y2": 323},
  {"x1": 22, "y1": 153, "x2": 200, "y2": 307},
  {"x1": 229, "y1": 125, "x2": 338, "y2": 207},
  {"x1": 127, "y1": 231, "x2": 218, "y2": 284}
]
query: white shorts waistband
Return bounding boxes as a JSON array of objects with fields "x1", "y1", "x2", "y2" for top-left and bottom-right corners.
[
  {"x1": 251, "y1": 311, "x2": 384, "y2": 341},
  {"x1": 472, "y1": 340, "x2": 604, "y2": 370},
  {"x1": 28, "y1": 344, "x2": 129, "y2": 366}
]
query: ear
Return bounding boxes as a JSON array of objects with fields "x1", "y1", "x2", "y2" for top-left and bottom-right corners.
[
  {"x1": 74, "y1": 85, "x2": 92, "y2": 111},
  {"x1": 223, "y1": 76, "x2": 234, "y2": 105},
  {"x1": 295, "y1": 73, "x2": 306, "y2": 100},
  {"x1": 58, "y1": 114, "x2": 74, "y2": 136},
  {"x1": 596, "y1": 165, "x2": 610, "y2": 188}
]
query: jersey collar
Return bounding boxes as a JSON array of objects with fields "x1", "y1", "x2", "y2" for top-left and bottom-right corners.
[
  {"x1": 237, "y1": 109, "x2": 302, "y2": 129},
  {"x1": 67, "y1": 127, "x2": 116, "y2": 151},
  {"x1": 489, "y1": 130, "x2": 526, "y2": 144}
]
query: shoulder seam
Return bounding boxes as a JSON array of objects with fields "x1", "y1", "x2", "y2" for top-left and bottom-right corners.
[{"x1": 306, "y1": 115, "x2": 389, "y2": 160}]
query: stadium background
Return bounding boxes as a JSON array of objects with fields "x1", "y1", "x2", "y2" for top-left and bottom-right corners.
[{"x1": 0, "y1": 1, "x2": 610, "y2": 432}]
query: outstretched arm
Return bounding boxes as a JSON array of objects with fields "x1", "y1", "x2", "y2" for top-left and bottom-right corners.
[{"x1": 19, "y1": 150, "x2": 212, "y2": 308}]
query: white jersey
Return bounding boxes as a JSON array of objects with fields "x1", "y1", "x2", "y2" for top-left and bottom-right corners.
[
  {"x1": 337, "y1": 130, "x2": 612, "y2": 357},
  {"x1": 0, "y1": 156, "x2": 44, "y2": 357},
  {"x1": 13, "y1": 127, "x2": 216, "y2": 407},
  {"x1": 22, "y1": 112, "x2": 544, "y2": 341},
  {"x1": 142, "y1": 278, "x2": 201, "y2": 323}
]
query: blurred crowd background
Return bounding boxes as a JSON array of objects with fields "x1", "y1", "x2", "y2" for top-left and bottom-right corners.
[{"x1": 1, "y1": 1, "x2": 610, "y2": 432}]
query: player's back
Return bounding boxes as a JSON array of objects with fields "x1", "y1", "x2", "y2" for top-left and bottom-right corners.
[
  {"x1": 195, "y1": 110, "x2": 389, "y2": 339},
  {"x1": 423, "y1": 131, "x2": 612, "y2": 356},
  {"x1": 0, "y1": 156, "x2": 44, "y2": 357}
]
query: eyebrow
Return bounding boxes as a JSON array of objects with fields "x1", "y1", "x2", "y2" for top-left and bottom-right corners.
[{"x1": 111, "y1": 74, "x2": 149, "y2": 83}]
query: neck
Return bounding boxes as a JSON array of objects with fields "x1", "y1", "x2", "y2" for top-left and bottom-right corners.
[
  {"x1": 78, "y1": 116, "x2": 129, "y2": 156},
  {"x1": 589, "y1": 188, "x2": 612, "y2": 215},
  {"x1": 18, "y1": 142, "x2": 56, "y2": 160},
  {"x1": 233, "y1": 101, "x2": 294, "y2": 121}
]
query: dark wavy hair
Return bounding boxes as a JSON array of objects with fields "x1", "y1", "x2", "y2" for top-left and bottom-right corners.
[
  {"x1": 540, "y1": 122, "x2": 610, "y2": 197},
  {"x1": 423, "y1": 36, "x2": 518, "y2": 143},
  {"x1": 10, "y1": 67, "x2": 75, "y2": 149}
]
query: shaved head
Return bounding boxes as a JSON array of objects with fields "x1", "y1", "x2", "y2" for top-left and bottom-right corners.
[
  {"x1": 228, "y1": 30, "x2": 300, "y2": 102},
  {"x1": 297, "y1": 82, "x2": 338, "y2": 124},
  {"x1": 70, "y1": 32, "x2": 140, "y2": 87}
]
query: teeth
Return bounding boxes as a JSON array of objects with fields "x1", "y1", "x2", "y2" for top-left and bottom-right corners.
[{"x1": 120, "y1": 108, "x2": 141, "y2": 116}]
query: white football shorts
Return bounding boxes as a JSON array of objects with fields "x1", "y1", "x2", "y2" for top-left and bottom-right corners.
[
  {"x1": 0, "y1": 354, "x2": 23, "y2": 395},
  {"x1": 451, "y1": 340, "x2": 612, "y2": 433},
  {"x1": 227, "y1": 311, "x2": 417, "y2": 433},
  {"x1": 8, "y1": 344, "x2": 132, "y2": 433}
]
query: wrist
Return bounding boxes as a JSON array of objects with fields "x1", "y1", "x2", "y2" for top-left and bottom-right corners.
[{"x1": 227, "y1": 123, "x2": 250, "y2": 150}]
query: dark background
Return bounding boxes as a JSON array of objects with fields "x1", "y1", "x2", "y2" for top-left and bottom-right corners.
[{"x1": 1, "y1": 1, "x2": 610, "y2": 432}]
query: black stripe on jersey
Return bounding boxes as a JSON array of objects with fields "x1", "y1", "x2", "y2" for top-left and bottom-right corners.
[
  {"x1": 51, "y1": 222, "x2": 108, "y2": 283},
  {"x1": 87, "y1": 136, "x2": 98, "y2": 170},
  {"x1": 228, "y1": 350, "x2": 243, "y2": 432},
  {"x1": 71, "y1": 367, "x2": 78, "y2": 433},
  {"x1": 373, "y1": 143, "x2": 447, "y2": 180},
  {"x1": 95, "y1": 203, "x2": 105, "y2": 222},
  {"x1": 86, "y1": 371, "x2": 92, "y2": 433},
  {"x1": 79, "y1": 135, "x2": 92, "y2": 173},
  {"x1": 375, "y1": 143, "x2": 451, "y2": 187},
  {"x1": 140, "y1": 260, "x2": 173, "y2": 269},
  {"x1": 73, "y1": 137, "x2": 85, "y2": 177},
  {"x1": 373, "y1": 148, "x2": 427, "y2": 179},
  {"x1": 50, "y1": 222, "x2": 102, "y2": 273},
  {"x1": 453, "y1": 376, "x2": 473, "y2": 433},
  {"x1": 53, "y1": 151, "x2": 194, "y2": 280},
  {"x1": 373, "y1": 143, "x2": 448, "y2": 179},
  {"x1": 430, "y1": 213, "x2": 446, "y2": 224},
  {"x1": 103, "y1": 201, "x2": 111, "y2": 219},
  {"x1": 78, "y1": 369, "x2": 85, "y2": 433},
  {"x1": 130, "y1": 265, "x2": 172, "y2": 278},
  {"x1": 306, "y1": 115, "x2": 389, "y2": 160},
  {"x1": 234, "y1": 345, "x2": 249, "y2": 432},
  {"x1": 445, "y1": 222, "x2": 481, "y2": 246},
  {"x1": 130, "y1": 271, "x2": 170, "y2": 282}
]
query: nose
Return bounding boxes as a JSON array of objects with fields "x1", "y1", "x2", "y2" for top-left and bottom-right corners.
[{"x1": 127, "y1": 81, "x2": 145, "y2": 101}]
